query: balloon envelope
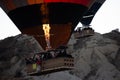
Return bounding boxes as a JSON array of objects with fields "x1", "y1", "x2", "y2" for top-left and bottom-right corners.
[
  {"x1": 81, "y1": 0, "x2": 106, "y2": 26},
  {"x1": 0, "y1": 0, "x2": 95, "y2": 50}
]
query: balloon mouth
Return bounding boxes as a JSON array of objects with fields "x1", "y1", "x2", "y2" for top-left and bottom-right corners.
[{"x1": 21, "y1": 24, "x2": 72, "y2": 50}]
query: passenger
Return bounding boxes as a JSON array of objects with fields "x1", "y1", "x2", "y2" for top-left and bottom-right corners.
[
  {"x1": 41, "y1": 54, "x2": 45, "y2": 60},
  {"x1": 25, "y1": 57, "x2": 35, "y2": 64},
  {"x1": 32, "y1": 54, "x2": 37, "y2": 62},
  {"x1": 36, "y1": 60, "x2": 41, "y2": 72},
  {"x1": 36, "y1": 55, "x2": 42, "y2": 72},
  {"x1": 36, "y1": 64, "x2": 41, "y2": 73},
  {"x1": 56, "y1": 46, "x2": 73, "y2": 58},
  {"x1": 42, "y1": 52, "x2": 51, "y2": 60},
  {"x1": 25, "y1": 58, "x2": 32, "y2": 64},
  {"x1": 43, "y1": 53, "x2": 47, "y2": 60},
  {"x1": 50, "y1": 50, "x2": 56, "y2": 58},
  {"x1": 47, "y1": 52, "x2": 52, "y2": 59}
]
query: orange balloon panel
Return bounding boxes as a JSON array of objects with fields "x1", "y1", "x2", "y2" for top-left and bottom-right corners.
[{"x1": 0, "y1": 0, "x2": 95, "y2": 12}]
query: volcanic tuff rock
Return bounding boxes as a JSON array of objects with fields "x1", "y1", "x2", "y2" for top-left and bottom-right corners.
[
  {"x1": 0, "y1": 34, "x2": 42, "y2": 80},
  {"x1": 0, "y1": 30, "x2": 120, "y2": 80},
  {"x1": 70, "y1": 32, "x2": 120, "y2": 80}
]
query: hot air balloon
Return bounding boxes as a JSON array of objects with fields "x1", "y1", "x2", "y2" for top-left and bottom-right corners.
[
  {"x1": 0, "y1": 0, "x2": 96, "y2": 50},
  {"x1": 0, "y1": 0, "x2": 97, "y2": 75},
  {"x1": 81, "y1": 0, "x2": 106, "y2": 26},
  {"x1": 74, "y1": 0, "x2": 106, "y2": 38},
  {"x1": 79, "y1": 0, "x2": 106, "y2": 37}
]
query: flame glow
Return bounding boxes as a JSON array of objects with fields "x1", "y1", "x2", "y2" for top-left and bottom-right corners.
[{"x1": 42, "y1": 24, "x2": 51, "y2": 50}]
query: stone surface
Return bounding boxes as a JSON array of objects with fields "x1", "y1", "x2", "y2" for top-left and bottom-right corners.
[{"x1": 0, "y1": 30, "x2": 120, "y2": 80}]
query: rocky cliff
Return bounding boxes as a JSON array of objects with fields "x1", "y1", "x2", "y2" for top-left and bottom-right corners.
[
  {"x1": 0, "y1": 30, "x2": 120, "y2": 80},
  {"x1": 0, "y1": 34, "x2": 43, "y2": 80}
]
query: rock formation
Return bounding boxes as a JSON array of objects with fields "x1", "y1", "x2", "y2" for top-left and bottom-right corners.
[{"x1": 0, "y1": 30, "x2": 120, "y2": 80}]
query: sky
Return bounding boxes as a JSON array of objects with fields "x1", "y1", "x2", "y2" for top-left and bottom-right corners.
[{"x1": 0, "y1": 0, "x2": 120, "y2": 40}]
